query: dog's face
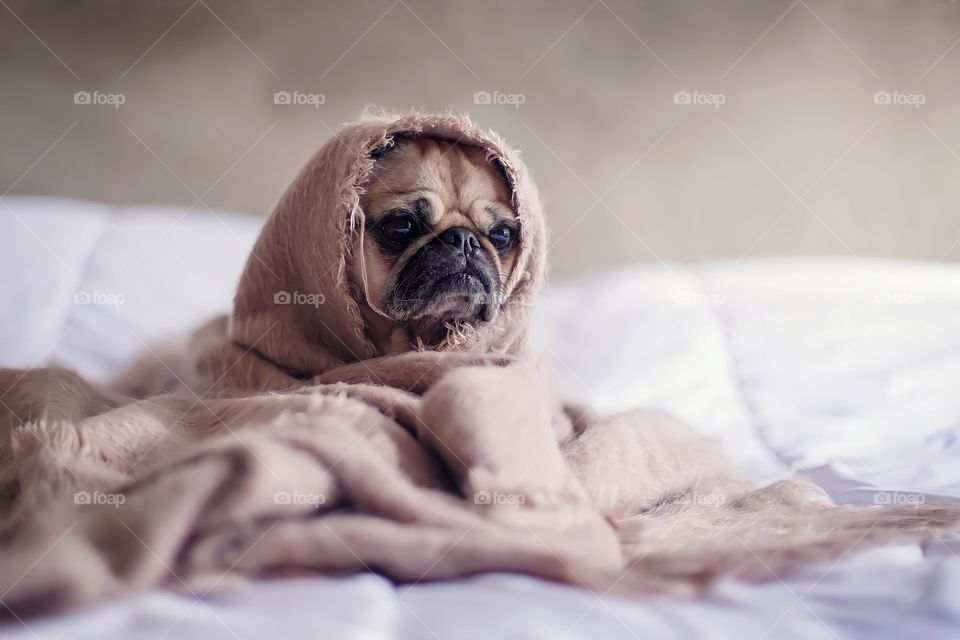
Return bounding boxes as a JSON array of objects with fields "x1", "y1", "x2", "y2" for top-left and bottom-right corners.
[{"x1": 357, "y1": 137, "x2": 518, "y2": 341}]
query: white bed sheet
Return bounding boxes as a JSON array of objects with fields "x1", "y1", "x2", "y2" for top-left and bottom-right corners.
[{"x1": 1, "y1": 196, "x2": 959, "y2": 639}]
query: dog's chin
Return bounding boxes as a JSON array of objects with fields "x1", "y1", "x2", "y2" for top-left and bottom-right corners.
[
  {"x1": 428, "y1": 272, "x2": 491, "y2": 318},
  {"x1": 386, "y1": 269, "x2": 499, "y2": 338}
]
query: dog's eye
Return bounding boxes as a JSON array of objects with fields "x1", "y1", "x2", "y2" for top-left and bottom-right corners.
[
  {"x1": 377, "y1": 214, "x2": 419, "y2": 248},
  {"x1": 383, "y1": 217, "x2": 414, "y2": 238},
  {"x1": 488, "y1": 225, "x2": 515, "y2": 252}
]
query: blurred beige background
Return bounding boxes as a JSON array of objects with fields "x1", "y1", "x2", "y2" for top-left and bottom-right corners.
[{"x1": 2, "y1": 0, "x2": 960, "y2": 276}]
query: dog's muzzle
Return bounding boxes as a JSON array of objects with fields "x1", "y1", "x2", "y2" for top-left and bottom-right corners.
[{"x1": 389, "y1": 227, "x2": 500, "y2": 322}]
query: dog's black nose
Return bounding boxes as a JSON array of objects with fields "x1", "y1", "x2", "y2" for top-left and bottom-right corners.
[{"x1": 439, "y1": 227, "x2": 480, "y2": 255}]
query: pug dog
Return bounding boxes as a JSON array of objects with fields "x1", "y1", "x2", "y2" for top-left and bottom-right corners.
[{"x1": 354, "y1": 137, "x2": 520, "y2": 349}]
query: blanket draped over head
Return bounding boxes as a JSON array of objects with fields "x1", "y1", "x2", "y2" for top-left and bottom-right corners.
[{"x1": 0, "y1": 113, "x2": 957, "y2": 616}]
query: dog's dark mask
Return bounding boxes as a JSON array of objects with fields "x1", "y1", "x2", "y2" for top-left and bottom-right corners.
[{"x1": 384, "y1": 225, "x2": 503, "y2": 327}]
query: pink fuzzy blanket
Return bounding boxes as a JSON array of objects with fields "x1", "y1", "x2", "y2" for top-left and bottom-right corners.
[{"x1": 1, "y1": 113, "x2": 956, "y2": 616}]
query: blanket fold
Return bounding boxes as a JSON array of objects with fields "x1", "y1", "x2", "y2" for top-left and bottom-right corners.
[{"x1": 1, "y1": 112, "x2": 957, "y2": 616}]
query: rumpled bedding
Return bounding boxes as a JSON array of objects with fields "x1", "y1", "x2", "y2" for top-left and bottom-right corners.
[{"x1": 1, "y1": 113, "x2": 957, "y2": 617}]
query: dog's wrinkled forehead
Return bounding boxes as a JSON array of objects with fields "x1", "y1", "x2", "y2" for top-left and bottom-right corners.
[{"x1": 362, "y1": 136, "x2": 515, "y2": 229}]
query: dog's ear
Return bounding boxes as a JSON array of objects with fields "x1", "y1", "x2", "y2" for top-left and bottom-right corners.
[
  {"x1": 369, "y1": 133, "x2": 419, "y2": 161},
  {"x1": 369, "y1": 141, "x2": 392, "y2": 160}
]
